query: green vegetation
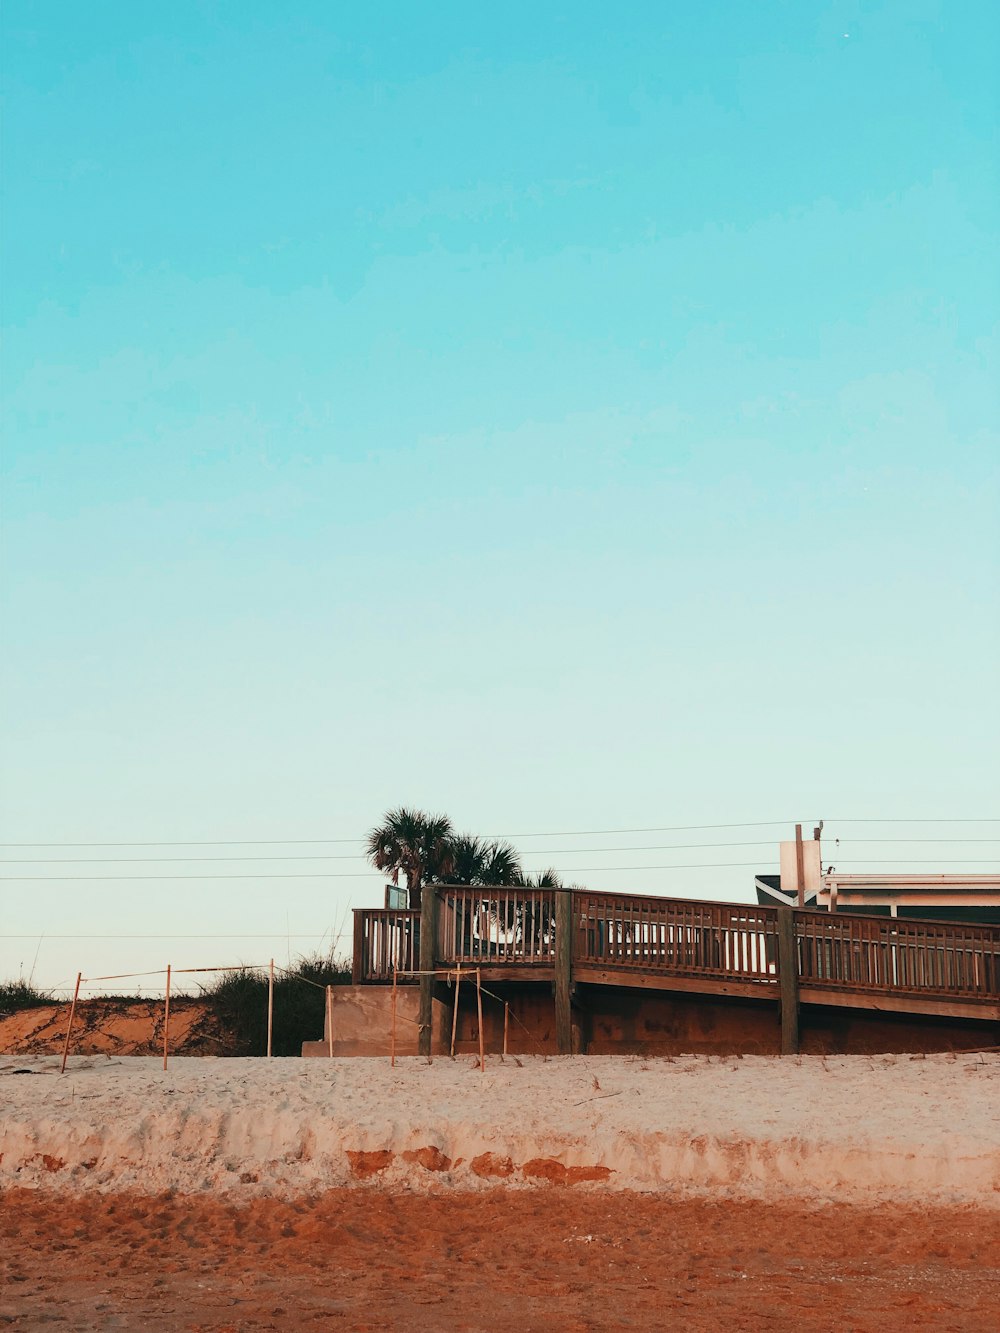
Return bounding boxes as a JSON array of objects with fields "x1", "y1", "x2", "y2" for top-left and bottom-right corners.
[
  {"x1": 366, "y1": 807, "x2": 568, "y2": 905},
  {"x1": 197, "y1": 953, "x2": 350, "y2": 1057},
  {"x1": 366, "y1": 807, "x2": 455, "y2": 908},
  {"x1": 0, "y1": 979, "x2": 56, "y2": 1013}
]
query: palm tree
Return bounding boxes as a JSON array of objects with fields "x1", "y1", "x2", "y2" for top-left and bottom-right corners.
[
  {"x1": 437, "y1": 835, "x2": 523, "y2": 887},
  {"x1": 518, "y1": 869, "x2": 562, "y2": 953},
  {"x1": 366, "y1": 807, "x2": 454, "y2": 909},
  {"x1": 521, "y1": 869, "x2": 562, "y2": 889},
  {"x1": 435, "y1": 835, "x2": 524, "y2": 956}
]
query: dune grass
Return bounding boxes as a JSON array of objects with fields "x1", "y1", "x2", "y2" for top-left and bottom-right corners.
[
  {"x1": 197, "y1": 954, "x2": 350, "y2": 1056},
  {"x1": 0, "y1": 979, "x2": 57, "y2": 1013},
  {"x1": 2, "y1": 954, "x2": 350, "y2": 1056}
]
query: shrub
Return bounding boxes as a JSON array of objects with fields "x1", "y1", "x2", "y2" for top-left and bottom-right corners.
[
  {"x1": 198, "y1": 954, "x2": 350, "y2": 1056},
  {"x1": 0, "y1": 979, "x2": 56, "y2": 1013}
]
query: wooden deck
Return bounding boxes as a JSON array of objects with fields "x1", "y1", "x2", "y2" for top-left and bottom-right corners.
[{"x1": 353, "y1": 887, "x2": 1000, "y2": 1024}]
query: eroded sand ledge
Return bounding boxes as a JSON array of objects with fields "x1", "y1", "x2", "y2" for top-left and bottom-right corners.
[{"x1": 2, "y1": 1053, "x2": 998, "y2": 1205}]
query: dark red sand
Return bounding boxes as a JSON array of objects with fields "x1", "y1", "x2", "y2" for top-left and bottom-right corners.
[{"x1": 1, "y1": 1190, "x2": 998, "y2": 1331}]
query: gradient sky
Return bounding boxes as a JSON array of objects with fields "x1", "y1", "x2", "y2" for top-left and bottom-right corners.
[{"x1": 2, "y1": 1, "x2": 998, "y2": 994}]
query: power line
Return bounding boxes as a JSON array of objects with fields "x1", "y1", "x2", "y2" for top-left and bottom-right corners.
[
  {"x1": 0, "y1": 861, "x2": 785, "y2": 881},
  {"x1": 0, "y1": 872, "x2": 378, "y2": 880},
  {"x1": 3, "y1": 837, "x2": 999, "y2": 865},
  {"x1": 9, "y1": 854, "x2": 1000, "y2": 884},
  {"x1": 491, "y1": 822, "x2": 805, "y2": 837},
  {"x1": 1, "y1": 854, "x2": 370, "y2": 864},
  {"x1": 3, "y1": 817, "x2": 998, "y2": 850},
  {"x1": 0, "y1": 822, "x2": 800, "y2": 847},
  {"x1": 0, "y1": 840, "x2": 777, "y2": 863},
  {"x1": 0, "y1": 838, "x2": 369, "y2": 848}
]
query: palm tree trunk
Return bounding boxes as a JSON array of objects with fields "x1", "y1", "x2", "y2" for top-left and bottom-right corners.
[{"x1": 407, "y1": 870, "x2": 422, "y2": 912}]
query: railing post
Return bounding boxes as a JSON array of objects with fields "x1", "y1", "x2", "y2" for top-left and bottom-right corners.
[
  {"x1": 555, "y1": 888, "x2": 573, "y2": 1055},
  {"x1": 352, "y1": 910, "x2": 364, "y2": 986},
  {"x1": 418, "y1": 882, "x2": 438, "y2": 1057},
  {"x1": 777, "y1": 907, "x2": 800, "y2": 1055}
]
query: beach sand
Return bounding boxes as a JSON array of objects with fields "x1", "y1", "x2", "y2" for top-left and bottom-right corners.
[
  {"x1": 2, "y1": 1053, "x2": 998, "y2": 1329},
  {"x1": 2, "y1": 1190, "x2": 998, "y2": 1331}
]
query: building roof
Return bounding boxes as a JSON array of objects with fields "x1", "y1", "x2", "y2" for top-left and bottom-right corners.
[{"x1": 754, "y1": 871, "x2": 1000, "y2": 925}]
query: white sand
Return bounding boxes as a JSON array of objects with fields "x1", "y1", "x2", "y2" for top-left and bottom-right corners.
[{"x1": 2, "y1": 1052, "x2": 998, "y2": 1206}]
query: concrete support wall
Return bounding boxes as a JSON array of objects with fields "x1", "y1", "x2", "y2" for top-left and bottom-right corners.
[{"x1": 302, "y1": 986, "x2": 450, "y2": 1059}]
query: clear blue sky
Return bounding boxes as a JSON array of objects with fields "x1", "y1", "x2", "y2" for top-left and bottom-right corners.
[{"x1": 2, "y1": 1, "x2": 998, "y2": 992}]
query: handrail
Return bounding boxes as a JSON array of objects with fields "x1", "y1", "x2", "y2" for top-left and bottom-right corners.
[
  {"x1": 352, "y1": 908, "x2": 419, "y2": 984},
  {"x1": 437, "y1": 885, "x2": 557, "y2": 964},
  {"x1": 574, "y1": 891, "x2": 778, "y2": 983},
  {"x1": 351, "y1": 890, "x2": 1000, "y2": 1003},
  {"x1": 795, "y1": 910, "x2": 999, "y2": 999}
]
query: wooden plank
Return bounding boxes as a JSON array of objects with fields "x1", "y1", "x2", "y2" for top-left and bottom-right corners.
[
  {"x1": 474, "y1": 965, "x2": 556, "y2": 984},
  {"x1": 798, "y1": 986, "x2": 1000, "y2": 1021},
  {"x1": 573, "y1": 965, "x2": 778, "y2": 1001}
]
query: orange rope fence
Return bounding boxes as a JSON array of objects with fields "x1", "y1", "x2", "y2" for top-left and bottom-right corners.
[{"x1": 58, "y1": 957, "x2": 336, "y2": 1072}]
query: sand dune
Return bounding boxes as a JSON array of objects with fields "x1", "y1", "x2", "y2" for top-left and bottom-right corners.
[
  {"x1": 3, "y1": 1051, "x2": 998, "y2": 1206},
  {"x1": 0, "y1": 999, "x2": 230, "y2": 1057}
]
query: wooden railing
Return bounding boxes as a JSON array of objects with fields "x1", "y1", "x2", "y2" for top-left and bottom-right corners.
[
  {"x1": 437, "y1": 886, "x2": 557, "y2": 965},
  {"x1": 352, "y1": 890, "x2": 1000, "y2": 1007},
  {"x1": 352, "y1": 909, "x2": 420, "y2": 984},
  {"x1": 574, "y1": 892, "x2": 778, "y2": 984},
  {"x1": 796, "y1": 912, "x2": 999, "y2": 1000}
]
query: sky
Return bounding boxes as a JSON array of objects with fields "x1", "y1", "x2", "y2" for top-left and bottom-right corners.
[{"x1": 1, "y1": 1, "x2": 998, "y2": 995}]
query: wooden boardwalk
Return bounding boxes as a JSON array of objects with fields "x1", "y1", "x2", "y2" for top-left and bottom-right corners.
[{"x1": 353, "y1": 887, "x2": 1000, "y2": 1027}]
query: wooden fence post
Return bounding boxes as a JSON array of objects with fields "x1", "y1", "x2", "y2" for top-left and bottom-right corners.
[
  {"x1": 391, "y1": 966, "x2": 398, "y2": 1067},
  {"x1": 163, "y1": 964, "x2": 172, "y2": 1071},
  {"x1": 418, "y1": 882, "x2": 438, "y2": 1057},
  {"x1": 267, "y1": 958, "x2": 274, "y2": 1058},
  {"x1": 60, "y1": 973, "x2": 81, "y2": 1074},
  {"x1": 476, "y1": 968, "x2": 485, "y2": 1072},
  {"x1": 555, "y1": 889, "x2": 573, "y2": 1055},
  {"x1": 326, "y1": 984, "x2": 334, "y2": 1058},
  {"x1": 777, "y1": 908, "x2": 800, "y2": 1055},
  {"x1": 450, "y1": 963, "x2": 462, "y2": 1057}
]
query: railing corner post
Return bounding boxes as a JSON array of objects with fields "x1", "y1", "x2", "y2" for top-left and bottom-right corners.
[
  {"x1": 555, "y1": 888, "x2": 573, "y2": 1055},
  {"x1": 777, "y1": 906, "x2": 800, "y2": 1055},
  {"x1": 418, "y1": 882, "x2": 439, "y2": 1057},
  {"x1": 352, "y1": 910, "x2": 363, "y2": 986}
]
